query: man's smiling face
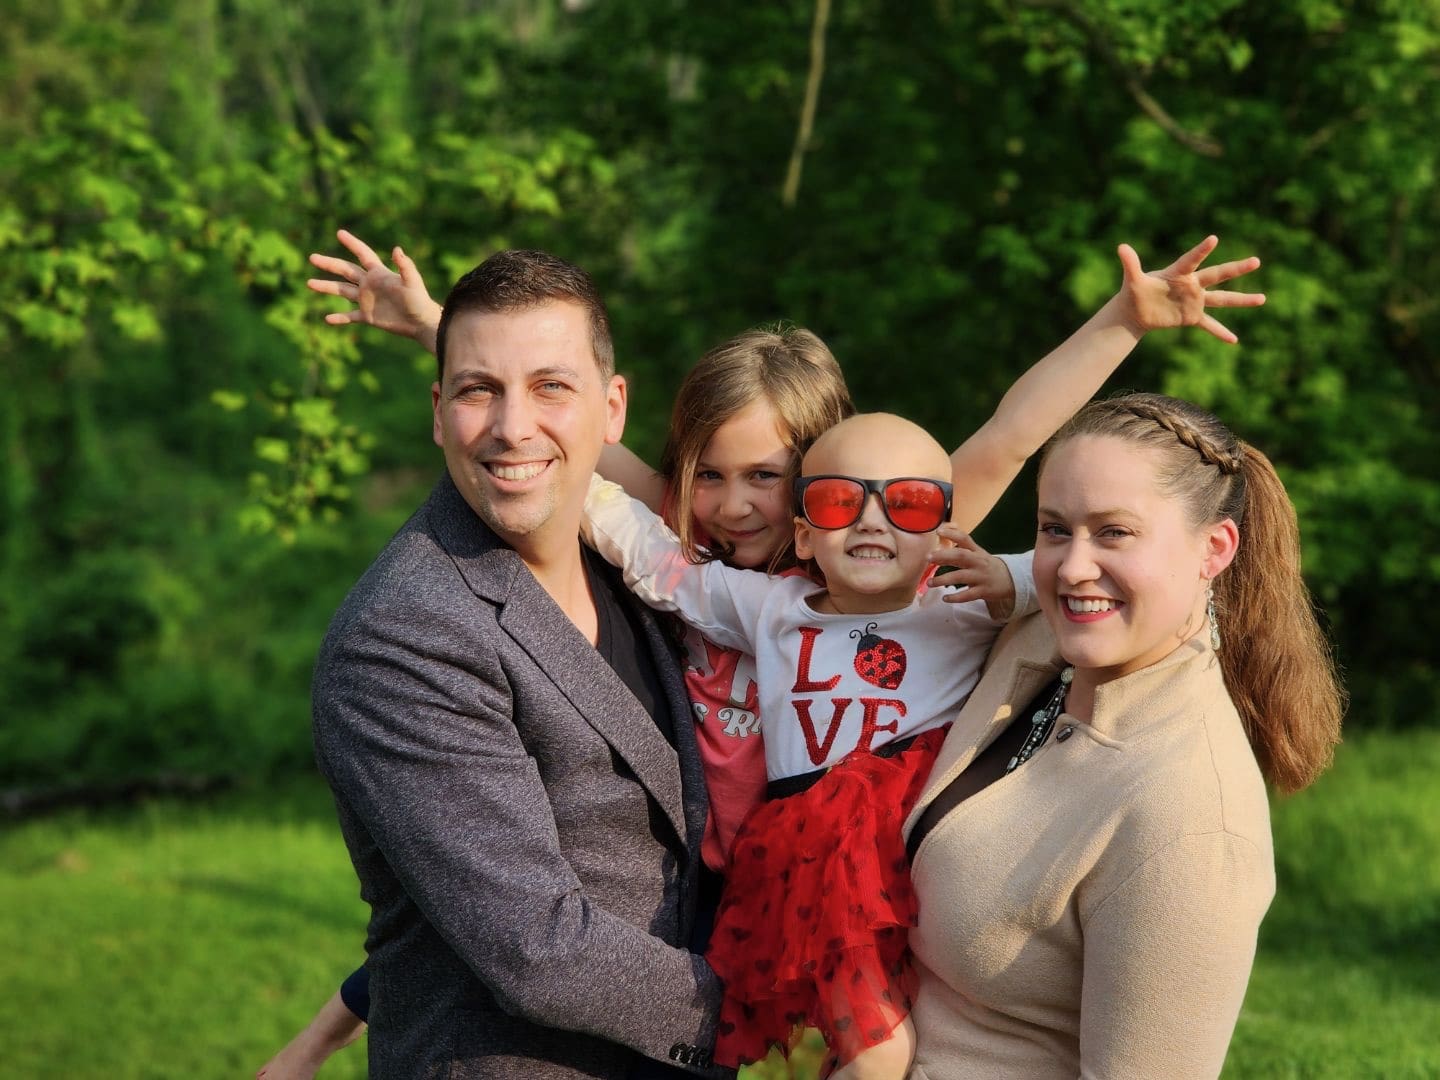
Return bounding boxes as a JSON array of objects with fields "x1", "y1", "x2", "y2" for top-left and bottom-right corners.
[{"x1": 432, "y1": 300, "x2": 625, "y2": 563}]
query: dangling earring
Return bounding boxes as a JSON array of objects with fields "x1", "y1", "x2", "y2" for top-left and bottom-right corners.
[{"x1": 1206, "y1": 583, "x2": 1221, "y2": 651}]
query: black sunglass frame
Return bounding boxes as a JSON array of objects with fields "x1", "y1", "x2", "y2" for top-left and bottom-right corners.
[{"x1": 793, "y1": 474, "x2": 955, "y2": 533}]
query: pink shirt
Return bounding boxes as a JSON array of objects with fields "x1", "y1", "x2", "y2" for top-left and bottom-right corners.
[
  {"x1": 676, "y1": 622, "x2": 767, "y2": 872},
  {"x1": 676, "y1": 569, "x2": 811, "y2": 872},
  {"x1": 660, "y1": 486, "x2": 793, "y2": 872}
]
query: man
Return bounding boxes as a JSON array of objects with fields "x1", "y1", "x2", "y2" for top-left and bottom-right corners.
[{"x1": 312, "y1": 250, "x2": 725, "y2": 1079}]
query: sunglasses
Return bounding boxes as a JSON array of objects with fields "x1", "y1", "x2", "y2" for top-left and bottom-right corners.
[{"x1": 794, "y1": 474, "x2": 954, "y2": 534}]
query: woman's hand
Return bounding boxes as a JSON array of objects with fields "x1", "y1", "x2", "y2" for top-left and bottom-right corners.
[
  {"x1": 930, "y1": 527, "x2": 1017, "y2": 620},
  {"x1": 306, "y1": 229, "x2": 442, "y2": 354},
  {"x1": 1116, "y1": 235, "x2": 1266, "y2": 344}
]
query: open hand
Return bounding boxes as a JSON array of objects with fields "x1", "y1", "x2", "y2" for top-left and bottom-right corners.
[
  {"x1": 1119, "y1": 235, "x2": 1265, "y2": 344},
  {"x1": 306, "y1": 229, "x2": 442, "y2": 346}
]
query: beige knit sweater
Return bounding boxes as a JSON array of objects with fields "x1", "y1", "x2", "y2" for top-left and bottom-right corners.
[{"x1": 903, "y1": 613, "x2": 1274, "y2": 1079}]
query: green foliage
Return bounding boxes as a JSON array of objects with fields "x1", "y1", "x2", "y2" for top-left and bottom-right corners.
[{"x1": 3, "y1": 0, "x2": 1437, "y2": 792}]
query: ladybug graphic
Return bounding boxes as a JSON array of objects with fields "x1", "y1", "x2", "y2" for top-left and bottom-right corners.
[{"x1": 850, "y1": 622, "x2": 906, "y2": 690}]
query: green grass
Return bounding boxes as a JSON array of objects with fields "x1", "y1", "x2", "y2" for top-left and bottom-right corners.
[
  {"x1": 3, "y1": 730, "x2": 1437, "y2": 1079},
  {"x1": 0, "y1": 779, "x2": 369, "y2": 1079},
  {"x1": 1225, "y1": 730, "x2": 1440, "y2": 1079}
]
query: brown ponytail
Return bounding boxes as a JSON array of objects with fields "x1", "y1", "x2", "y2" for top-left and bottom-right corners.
[
  {"x1": 1040, "y1": 394, "x2": 1345, "y2": 793},
  {"x1": 1212, "y1": 440, "x2": 1344, "y2": 792}
]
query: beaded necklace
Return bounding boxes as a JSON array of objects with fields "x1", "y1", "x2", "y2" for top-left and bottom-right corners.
[{"x1": 1005, "y1": 666, "x2": 1075, "y2": 774}]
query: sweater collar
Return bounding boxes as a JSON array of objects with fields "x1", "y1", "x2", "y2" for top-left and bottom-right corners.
[
  {"x1": 1085, "y1": 633, "x2": 1219, "y2": 738},
  {"x1": 910, "y1": 614, "x2": 1224, "y2": 832},
  {"x1": 979, "y1": 613, "x2": 1223, "y2": 740}
]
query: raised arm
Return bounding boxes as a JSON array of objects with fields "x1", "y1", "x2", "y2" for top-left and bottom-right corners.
[
  {"x1": 307, "y1": 229, "x2": 443, "y2": 353},
  {"x1": 598, "y1": 444, "x2": 667, "y2": 512},
  {"x1": 948, "y1": 236, "x2": 1265, "y2": 533},
  {"x1": 583, "y1": 476, "x2": 769, "y2": 653}
]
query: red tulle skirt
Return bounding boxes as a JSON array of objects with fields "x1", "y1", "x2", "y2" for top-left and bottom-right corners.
[{"x1": 706, "y1": 727, "x2": 946, "y2": 1069}]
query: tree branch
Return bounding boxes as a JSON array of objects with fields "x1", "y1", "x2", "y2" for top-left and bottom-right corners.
[
  {"x1": 783, "y1": 0, "x2": 833, "y2": 207},
  {"x1": 1015, "y1": 0, "x2": 1223, "y2": 158}
]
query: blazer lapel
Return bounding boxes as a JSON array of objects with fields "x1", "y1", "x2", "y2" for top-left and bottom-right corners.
[
  {"x1": 425, "y1": 475, "x2": 688, "y2": 847},
  {"x1": 627, "y1": 590, "x2": 709, "y2": 861},
  {"x1": 497, "y1": 583, "x2": 688, "y2": 845}
]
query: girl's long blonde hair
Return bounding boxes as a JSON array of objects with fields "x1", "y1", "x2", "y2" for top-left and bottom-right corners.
[{"x1": 660, "y1": 325, "x2": 854, "y2": 572}]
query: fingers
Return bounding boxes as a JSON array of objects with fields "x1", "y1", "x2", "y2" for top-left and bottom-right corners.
[
  {"x1": 935, "y1": 525, "x2": 978, "y2": 550},
  {"x1": 309, "y1": 252, "x2": 362, "y2": 281},
  {"x1": 941, "y1": 584, "x2": 987, "y2": 605},
  {"x1": 930, "y1": 565, "x2": 972, "y2": 588},
  {"x1": 309, "y1": 252, "x2": 356, "y2": 275},
  {"x1": 1116, "y1": 242, "x2": 1144, "y2": 283},
  {"x1": 306, "y1": 277, "x2": 353, "y2": 298},
  {"x1": 394, "y1": 246, "x2": 424, "y2": 289},
  {"x1": 1194, "y1": 255, "x2": 1261, "y2": 288},
  {"x1": 323, "y1": 310, "x2": 364, "y2": 326},
  {"x1": 336, "y1": 228, "x2": 383, "y2": 269},
  {"x1": 1167, "y1": 234, "x2": 1220, "y2": 276},
  {"x1": 935, "y1": 565, "x2": 998, "y2": 605},
  {"x1": 1198, "y1": 312, "x2": 1238, "y2": 344},
  {"x1": 1202, "y1": 288, "x2": 1266, "y2": 308}
]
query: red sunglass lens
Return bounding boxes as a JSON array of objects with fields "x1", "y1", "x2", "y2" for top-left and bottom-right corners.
[
  {"x1": 885, "y1": 480, "x2": 947, "y2": 531},
  {"x1": 803, "y1": 478, "x2": 865, "y2": 529}
]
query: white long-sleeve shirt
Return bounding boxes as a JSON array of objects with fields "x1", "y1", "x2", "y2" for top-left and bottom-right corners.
[{"x1": 583, "y1": 477, "x2": 1035, "y2": 782}]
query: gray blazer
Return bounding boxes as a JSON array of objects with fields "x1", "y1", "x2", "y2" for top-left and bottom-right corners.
[{"x1": 313, "y1": 474, "x2": 726, "y2": 1079}]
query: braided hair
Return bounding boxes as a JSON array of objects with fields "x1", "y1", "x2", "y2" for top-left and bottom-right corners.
[{"x1": 1037, "y1": 393, "x2": 1344, "y2": 793}]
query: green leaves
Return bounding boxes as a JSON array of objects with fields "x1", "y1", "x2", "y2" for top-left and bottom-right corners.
[{"x1": 4, "y1": 0, "x2": 1438, "y2": 800}]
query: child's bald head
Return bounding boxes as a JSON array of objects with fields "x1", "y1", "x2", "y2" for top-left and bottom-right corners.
[{"x1": 801, "y1": 413, "x2": 951, "y2": 483}]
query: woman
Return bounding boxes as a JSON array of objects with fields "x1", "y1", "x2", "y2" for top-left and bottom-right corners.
[{"x1": 905, "y1": 393, "x2": 1344, "y2": 1078}]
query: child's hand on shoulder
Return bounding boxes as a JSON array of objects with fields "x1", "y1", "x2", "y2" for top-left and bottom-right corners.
[{"x1": 929, "y1": 526, "x2": 1016, "y2": 620}]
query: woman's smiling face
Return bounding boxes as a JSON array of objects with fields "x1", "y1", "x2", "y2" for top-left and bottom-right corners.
[{"x1": 1034, "y1": 434, "x2": 1234, "y2": 684}]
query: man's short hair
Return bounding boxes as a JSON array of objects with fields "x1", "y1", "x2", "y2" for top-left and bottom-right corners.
[{"x1": 434, "y1": 250, "x2": 615, "y2": 381}]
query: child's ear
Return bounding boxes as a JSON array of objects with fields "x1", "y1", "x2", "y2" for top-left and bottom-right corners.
[{"x1": 794, "y1": 517, "x2": 814, "y2": 560}]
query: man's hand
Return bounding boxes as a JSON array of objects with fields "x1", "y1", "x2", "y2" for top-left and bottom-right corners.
[
  {"x1": 306, "y1": 228, "x2": 442, "y2": 353},
  {"x1": 1117, "y1": 235, "x2": 1265, "y2": 344}
]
